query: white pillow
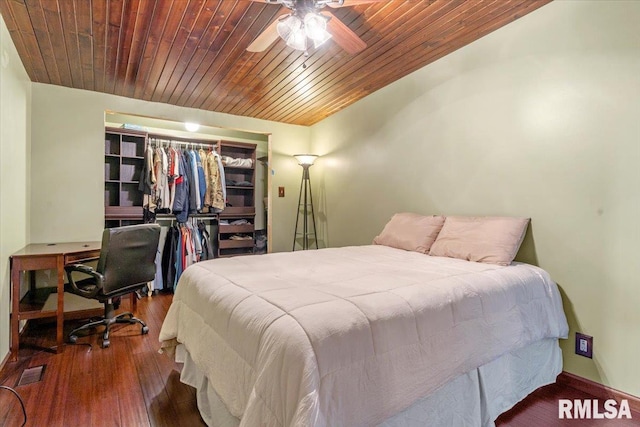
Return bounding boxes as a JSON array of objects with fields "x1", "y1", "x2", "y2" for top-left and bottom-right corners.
[
  {"x1": 373, "y1": 213, "x2": 446, "y2": 254},
  {"x1": 429, "y1": 216, "x2": 529, "y2": 265}
]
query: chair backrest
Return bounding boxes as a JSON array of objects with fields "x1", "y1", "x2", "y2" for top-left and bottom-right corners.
[{"x1": 96, "y1": 224, "x2": 161, "y2": 296}]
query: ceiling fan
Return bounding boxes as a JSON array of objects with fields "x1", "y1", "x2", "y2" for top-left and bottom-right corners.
[{"x1": 247, "y1": 0, "x2": 385, "y2": 54}]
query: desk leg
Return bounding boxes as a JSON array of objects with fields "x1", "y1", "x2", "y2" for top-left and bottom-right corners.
[
  {"x1": 130, "y1": 292, "x2": 137, "y2": 312},
  {"x1": 56, "y1": 255, "x2": 65, "y2": 353},
  {"x1": 10, "y1": 259, "x2": 20, "y2": 362}
]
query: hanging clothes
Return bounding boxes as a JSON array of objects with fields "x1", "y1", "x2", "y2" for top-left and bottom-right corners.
[
  {"x1": 183, "y1": 149, "x2": 198, "y2": 215},
  {"x1": 191, "y1": 222, "x2": 202, "y2": 260},
  {"x1": 173, "y1": 151, "x2": 190, "y2": 223},
  {"x1": 139, "y1": 144, "x2": 155, "y2": 210},
  {"x1": 194, "y1": 150, "x2": 207, "y2": 210},
  {"x1": 160, "y1": 146, "x2": 170, "y2": 210},
  {"x1": 214, "y1": 151, "x2": 227, "y2": 206},
  {"x1": 204, "y1": 150, "x2": 225, "y2": 212},
  {"x1": 142, "y1": 138, "x2": 225, "y2": 222},
  {"x1": 198, "y1": 221, "x2": 214, "y2": 260},
  {"x1": 168, "y1": 146, "x2": 180, "y2": 212},
  {"x1": 153, "y1": 145, "x2": 170, "y2": 211},
  {"x1": 161, "y1": 225, "x2": 179, "y2": 291}
]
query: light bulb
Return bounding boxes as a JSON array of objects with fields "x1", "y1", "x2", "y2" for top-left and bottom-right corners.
[
  {"x1": 304, "y1": 13, "x2": 331, "y2": 48},
  {"x1": 185, "y1": 122, "x2": 200, "y2": 132}
]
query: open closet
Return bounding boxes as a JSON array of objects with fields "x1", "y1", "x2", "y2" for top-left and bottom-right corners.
[{"x1": 103, "y1": 112, "x2": 270, "y2": 292}]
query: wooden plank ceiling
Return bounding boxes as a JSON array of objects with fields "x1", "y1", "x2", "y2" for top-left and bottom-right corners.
[{"x1": 0, "y1": 0, "x2": 551, "y2": 126}]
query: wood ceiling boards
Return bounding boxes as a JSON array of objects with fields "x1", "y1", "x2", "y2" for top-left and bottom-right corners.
[{"x1": 0, "y1": 0, "x2": 551, "y2": 126}]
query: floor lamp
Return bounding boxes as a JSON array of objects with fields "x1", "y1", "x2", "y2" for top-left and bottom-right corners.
[{"x1": 293, "y1": 154, "x2": 318, "y2": 250}]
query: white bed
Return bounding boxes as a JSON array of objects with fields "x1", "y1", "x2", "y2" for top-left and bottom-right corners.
[{"x1": 159, "y1": 245, "x2": 569, "y2": 426}]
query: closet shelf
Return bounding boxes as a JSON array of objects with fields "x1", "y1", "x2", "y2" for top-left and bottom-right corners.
[
  {"x1": 219, "y1": 224, "x2": 254, "y2": 234},
  {"x1": 105, "y1": 206, "x2": 143, "y2": 219},
  {"x1": 219, "y1": 240, "x2": 254, "y2": 249},
  {"x1": 223, "y1": 165, "x2": 255, "y2": 170},
  {"x1": 226, "y1": 186, "x2": 254, "y2": 190},
  {"x1": 221, "y1": 207, "x2": 255, "y2": 215},
  {"x1": 104, "y1": 154, "x2": 144, "y2": 159}
]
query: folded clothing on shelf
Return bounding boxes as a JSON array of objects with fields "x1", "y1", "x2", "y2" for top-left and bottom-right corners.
[
  {"x1": 226, "y1": 180, "x2": 253, "y2": 187},
  {"x1": 219, "y1": 219, "x2": 251, "y2": 226},
  {"x1": 222, "y1": 156, "x2": 253, "y2": 168},
  {"x1": 229, "y1": 234, "x2": 253, "y2": 241}
]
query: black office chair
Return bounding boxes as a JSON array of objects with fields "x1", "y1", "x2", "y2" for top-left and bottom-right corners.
[{"x1": 65, "y1": 224, "x2": 161, "y2": 348}]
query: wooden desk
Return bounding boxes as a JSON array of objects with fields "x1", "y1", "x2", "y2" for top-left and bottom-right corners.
[{"x1": 10, "y1": 241, "x2": 101, "y2": 362}]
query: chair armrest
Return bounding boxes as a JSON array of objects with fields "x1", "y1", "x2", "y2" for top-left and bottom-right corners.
[{"x1": 64, "y1": 264, "x2": 105, "y2": 299}]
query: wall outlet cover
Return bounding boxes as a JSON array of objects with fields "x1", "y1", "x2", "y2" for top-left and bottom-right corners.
[{"x1": 575, "y1": 332, "x2": 593, "y2": 358}]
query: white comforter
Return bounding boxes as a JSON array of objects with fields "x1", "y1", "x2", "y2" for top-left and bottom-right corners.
[{"x1": 159, "y1": 245, "x2": 568, "y2": 427}]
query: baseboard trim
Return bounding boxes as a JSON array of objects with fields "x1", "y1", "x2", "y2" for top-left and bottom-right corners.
[
  {"x1": 558, "y1": 371, "x2": 640, "y2": 413},
  {"x1": 0, "y1": 350, "x2": 9, "y2": 378}
]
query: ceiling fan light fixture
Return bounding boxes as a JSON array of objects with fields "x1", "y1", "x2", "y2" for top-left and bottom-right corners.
[
  {"x1": 276, "y1": 14, "x2": 298, "y2": 40},
  {"x1": 276, "y1": 11, "x2": 332, "y2": 52},
  {"x1": 277, "y1": 15, "x2": 308, "y2": 51},
  {"x1": 289, "y1": 28, "x2": 309, "y2": 51},
  {"x1": 304, "y1": 12, "x2": 332, "y2": 48}
]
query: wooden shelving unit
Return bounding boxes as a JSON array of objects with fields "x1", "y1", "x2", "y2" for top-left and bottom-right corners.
[
  {"x1": 104, "y1": 127, "x2": 147, "y2": 228},
  {"x1": 217, "y1": 140, "x2": 257, "y2": 257}
]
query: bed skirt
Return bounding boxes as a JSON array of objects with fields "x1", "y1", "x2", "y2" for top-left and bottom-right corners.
[{"x1": 173, "y1": 337, "x2": 562, "y2": 427}]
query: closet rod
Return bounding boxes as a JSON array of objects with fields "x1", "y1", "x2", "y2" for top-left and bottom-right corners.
[
  {"x1": 155, "y1": 215, "x2": 218, "y2": 221},
  {"x1": 148, "y1": 138, "x2": 220, "y2": 149}
]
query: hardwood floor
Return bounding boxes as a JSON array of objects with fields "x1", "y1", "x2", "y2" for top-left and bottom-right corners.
[
  {"x1": 1, "y1": 292, "x2": 638, "y2": 426},
  {"x1": 496, "y1": 384, "x2": 640, "y2": 426},
  {"x1": 0, "y1": 292, "x2": 206, "y2": 427}
]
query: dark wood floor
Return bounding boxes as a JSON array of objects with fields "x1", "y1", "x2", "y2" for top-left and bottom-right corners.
[
  {"x1": 496, "y1": 384, "x2": 640, "y2": 426},
  {"x1": 0, "y1": 292, "x2": 206, "y2": 427},
  {"x1": 1, "y1": 292, "x2": 638, "y2": 426}
]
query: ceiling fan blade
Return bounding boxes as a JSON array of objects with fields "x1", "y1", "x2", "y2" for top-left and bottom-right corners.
[
  {"x1": 247, "y1": 17, "x2": 281, "y2": 52},
  {"x1": 321, "y1": 11, "x2": 366, "y2": 54},
  {"x1": 327, "y1": 0, "x2": 387, "y2": 8}
]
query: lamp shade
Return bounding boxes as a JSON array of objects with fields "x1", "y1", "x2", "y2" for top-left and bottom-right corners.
[{"x1": 294, "y1": 154, "x2": 318, "y2": 166}]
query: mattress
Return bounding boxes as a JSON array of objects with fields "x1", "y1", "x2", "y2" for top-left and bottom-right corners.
[{"x1": 159, "y1": 245, "x2": 569, "y2": 426}]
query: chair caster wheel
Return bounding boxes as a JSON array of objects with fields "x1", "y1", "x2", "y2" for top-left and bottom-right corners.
[
  {"x1": 69, "y1": 335, "x2": 78, "y2": 344},
  {"x1": 102, "y1": 340, "x2": 110, "y2": 348},
  {"x1": 141, "y1": 326, "x2": 149, "y2": 335}
]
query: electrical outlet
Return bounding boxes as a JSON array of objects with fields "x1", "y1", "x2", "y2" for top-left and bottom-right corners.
[
  {"x1": 575, "y1": 332, "x2": 593, "y2": 358},
  {"x1": 580, "y1": 339, "x2": 588, "y2": 353}
]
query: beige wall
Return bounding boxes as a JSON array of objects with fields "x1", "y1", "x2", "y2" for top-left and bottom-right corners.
[
  {"x1": 30, "y1": 84, "x2": 310, "y2": 254},
  {"x1": 311, "y1": 1, "x2": 640, "y2": 396},
  {"x1": 0, "y1": 15, "x2": 31, "y2": 364}
]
